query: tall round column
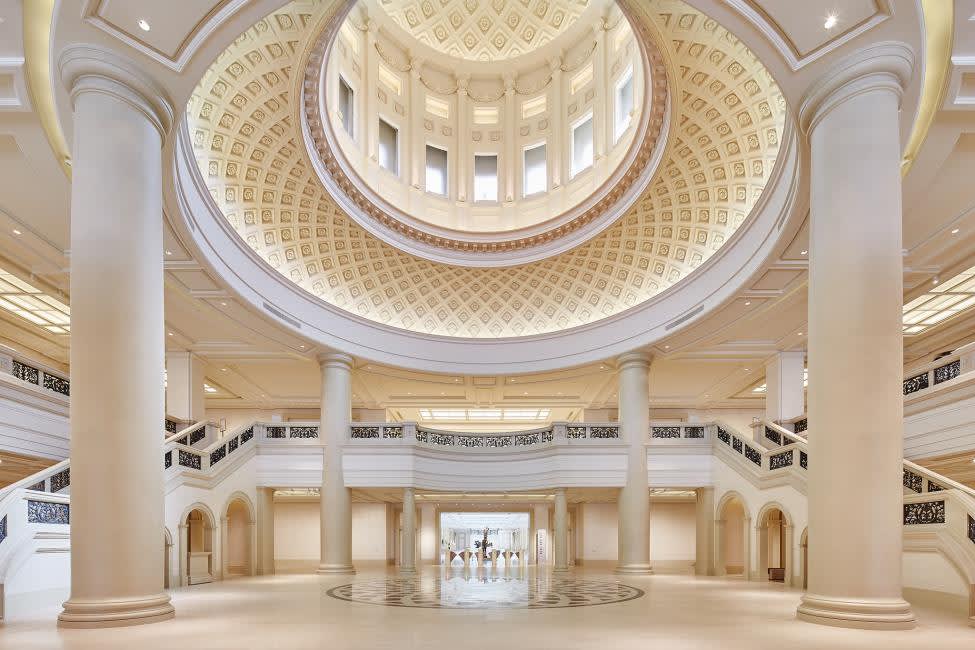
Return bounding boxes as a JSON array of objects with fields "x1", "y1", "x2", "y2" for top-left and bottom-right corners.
[
  {"x1": 615, "y1": 351, "x2": 651, "y2": 574},
  {"x1": 401, "y1": 487, "x2": 416, "y2": 573},
  {"x1": 796, "y1": 43, "x2": 915, "y2": 630},
  {"x1": 57, "y1": 45, "x2": 175, "y2": 628},
  {"x1": 318, "y1": 352, "x2": 355, "y2": 574},
  {"x1": 554, "y1": 488, "x2": 569, "y2": 572},
  {"x1": 695, "y1": 487, "x2": 715, "y2": 576}
]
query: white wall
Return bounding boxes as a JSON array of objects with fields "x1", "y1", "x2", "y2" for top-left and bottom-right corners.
[
  {"x1": 0, "y1": 375, "x2": 69, "y2": 461},
  {"x1": 650, "y1": 501, "x2": 696, "y2": 566},
  {"x1": 272, "y1": 501, "x2": 389, "y2": 563},
  {"x1": 902, "y1": 551, "x2": 970, "y2": 600},
  {"x1": 579, "y1": 502, "x2": 618, "y2": 562}
]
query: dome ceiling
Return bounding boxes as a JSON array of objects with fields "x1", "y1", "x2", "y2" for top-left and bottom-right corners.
[
  {"x1": 187, "y1": 0, "x2": 786, "y2": 339},
  {"x1": 374, "y1": 0, "x2": 592, "y2": 62}
]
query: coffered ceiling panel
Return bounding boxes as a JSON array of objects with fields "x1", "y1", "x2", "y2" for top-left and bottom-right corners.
[{"x1": 187, "y1": 0, "x2": 786, "y2": 338}]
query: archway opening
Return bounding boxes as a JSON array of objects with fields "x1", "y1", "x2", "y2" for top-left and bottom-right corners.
[
  {"x1": 225, "y1": 498, "x2": 253, "y2": 578},
  {"x1": 718, "y1": 497, "x2": 746, "y2": 577},
  {"x1": 185, "y1": 508, "x2": 214, "y2": 585},
  {"x1": 758, "y1": 507, "x2": 787, "y2": 583}
]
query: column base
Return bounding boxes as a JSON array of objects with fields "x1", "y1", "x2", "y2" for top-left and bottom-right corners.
[
  {"x1": 614, "y1": 564, "x2": 653, "y2": 575},
  {"x1": 797, "y1": 594, "x2": 915, "y2": 630},
  {"x1": 58, "y1": 593, "x2": 174, "y2": 629},
  {"x1": 553, "y1": 566, "x2": 570, "y2": 573},
  {"x1": 317, "y1": 564, "x2": 356, "y2": 575}
]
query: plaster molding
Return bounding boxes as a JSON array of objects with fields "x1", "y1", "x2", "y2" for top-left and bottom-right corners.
[
  {"x1": 797, "y1": 41, "x2": 915, "y2": 135},
  {"x1": 58, "y1": 44, "x2": 175, "y2": 137}
]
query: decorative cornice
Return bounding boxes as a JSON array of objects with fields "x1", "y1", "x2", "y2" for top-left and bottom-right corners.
[
  {"x1": 301, "y1": 0, "x2": 668, "y2": 263},
  {"x1": 798, "y1": 41, "x2": 915, "y2": 135},
  {"x1": 59, "y1": 44, "x2": 174, "y2": 137}
]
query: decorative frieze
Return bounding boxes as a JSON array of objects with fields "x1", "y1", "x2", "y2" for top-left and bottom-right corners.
[
  {"x1": 290, "y1": 426, "x2": 319, "y2": 438},
  {"x1": 903, "y1": 500, "x2": 945, "y2": 525},
  {"x1": 903, "y1": 372, "x2": 929, "y2": 395},
  {"x1": 902, "y1": 469, "x2": 923, "y2": 493},
  {"x1": 27, "y1": 500, "x2": 69, "y2": 524},
  {"x1": 266, "y1": 426, "x2": 287, "y2": 439},
  {"x1": 210, "y1": 445, "x2": 227, "y2": 466},
  {"x1": 933, "y1": 359, "x2": 961, "y2": 385},
  {"x1": 50, "y1": 467, "x2": 70, "y2": 492},
  {"x1": 651, "y1": 426, "x2": 680, "y2": 439},
  {"x1": 179, "y1": 450, "x2": 202, "y2": 470},
  {"x1": 743, "y1": 445, "x2": 761, "y2": 466},
  {"x1": 769, "y1": 450, "x2": 793, "y2": 470}
]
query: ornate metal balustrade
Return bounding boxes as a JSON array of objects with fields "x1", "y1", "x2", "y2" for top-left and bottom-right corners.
[
  {"x1": 414, "y1": 425, "x2": 556, "y2": 449},
  {"x1": 764, "y1": 426, "x2": 781, "y2": 445},
  {"x1": 346, "y1": 422, "x2": 623, "y2": 447},
  {"x1": 903, "y1": 468, "x2": 923, "y2": 493},
  {"x1": 168, "y1": 424, "x2": 259, "y2": 472},
  {"x1": 649, "y1": 424, "x2": 707, "y2": 440},
  {"x1": 903, "y1": 357, "x2": 966, "y2": 396},
  {"x1": 903, "y1": 500, "x2": 946, "y2": 525},
  {"x1": 350, "y1": 424, "x2": 402, "y2": 440},
  {"x1": 9, "y1": 358, "x2": 70, "y2": 397}
]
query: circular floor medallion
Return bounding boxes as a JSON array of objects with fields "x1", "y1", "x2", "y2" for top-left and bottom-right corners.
[{"x1": 326, "y1": 574, "x2": 644, "y2": 609}]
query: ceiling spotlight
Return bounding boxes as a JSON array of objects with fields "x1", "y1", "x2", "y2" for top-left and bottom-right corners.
[
  {"x1": 800, "y1": 250, "x2": 807, "y2": 255},
  {"x1": 744, "y1": 301, "x2": 751, "y2": 306},
  {"x1": 824, "y1": 14, "x2": 837, "y2": 29},
  {"x1": 167, "y1": 332, "x2": 173, "y2": 337},
  {"x1": 299, "y1": 344, "x2": 306, "y2": 349},
  {"x1": 221, "y1": 367, "x2": 228, "y2": 372},
  {"x1": 138, "y1": 19, "x2": 151, "y2": 31},
  {"x1": 951, "y1": 228, "x2": 960, "y2": 235},
  {"x1": 932, "y1": 276, "x2": 940, "y2": 285},
  {"x1": 12, "y1": 229, "x2": 21, "y2": 236},
  {"x1": 797, "y1": 332, "x2": 804, "y2": 336},
  {"x1": 220, "y1": 301, "x2": 228, "y2": 306},
  {"x1": 165, "y1": 249, "x2": 172, "y2": 256},
  {"x1": 664, "y1": 345, "x2": 670, "y2": 349}
]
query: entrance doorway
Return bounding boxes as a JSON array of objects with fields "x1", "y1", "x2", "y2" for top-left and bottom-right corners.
[{"x1": 440, "y1": 512, "x2": 529, "y2": 568}]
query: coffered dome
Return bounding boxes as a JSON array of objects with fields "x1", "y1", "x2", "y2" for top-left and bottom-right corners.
[
  {"x1": 185, "y1": 0, "x2": 787, "y2": 339},
  {"x1": 375, "y1": 0, "x2": 592, "y2": 62}
]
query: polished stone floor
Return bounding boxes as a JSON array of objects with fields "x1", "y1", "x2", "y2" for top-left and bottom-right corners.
[{"x1": 3, "y1": 567, "x2": 973, "y2": 649}]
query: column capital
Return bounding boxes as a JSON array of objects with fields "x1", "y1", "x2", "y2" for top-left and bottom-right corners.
[
  {"x1": 317, "y1": 351, "x2": 354, "y2": 369},
  {"x1": 59, "y1": 44, "x2": 174, "y2": 138},
  {"x1": 616, "y1": 350, "x2": 652, "y2": 370},
  {"x1": 798, "y1": 41, "x2": 914, "y2": 135}
]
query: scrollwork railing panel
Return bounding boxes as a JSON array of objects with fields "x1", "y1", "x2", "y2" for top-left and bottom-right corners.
[
  {"x1": 769, "y1": 450, "x2": 793, "y2": 470},
  {"x1": 651, "y1": 426, "x2": 680, "y2": 439},
  {"x1": 903, "y1": 500, "x2": 945, "y2": 525},
  {"x1": 933, "y1": 359, "x2": 961, "y2": 385},
  {"x1": 903, "y1": 372, "x2": 929, "y2": 395},
  {"x1": 903, "y1": 469, "x2": 923, "y2": 493}
]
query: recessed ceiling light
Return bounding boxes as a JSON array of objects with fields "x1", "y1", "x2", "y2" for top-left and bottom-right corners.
[
  {"x1": 800, "y1": 250, "x2": 807, "y2": 255},
  {"x1": 221, "y1": 367, "x2": 228, "y2": 372},
  {"x1": 932, "y1": 276, "x2": 940, "y2": 285},
  {"x1": 165, "y1": 250, "x2": 172, "y2": 256},
  {"x1": 744, "y1": 301, "x2": 751, "y2": 306},
  {"x1": 664, "y1": 345, "x2": 670, "y2": 349},
  {"x1": 138, "y1": 19, "x2": 151, "y2": 31},
  {"x1": 797, "y1": 332, "x2": 803, "y2": 336},
  {"x1": 299, "y1": 344, "x2": 306, "y2": 349},
  {"x1": 951, "y1": 228, "x2": 960, "y2": 235},
  {"x1": 220, "y1": 301, "x2": 228, "y2": 306},
  {"x1": 744, "y1": 368, "x2": 750, "y2": 372},
  {"x1": 167, "y1": 332, "x2": 173, "y2": 337},
  {"x1": 824, "y1": 14, "x2": 837, "y2": 29},
  {"x1": 12, "y1": 229, "x2": 21, "y2": 236}
]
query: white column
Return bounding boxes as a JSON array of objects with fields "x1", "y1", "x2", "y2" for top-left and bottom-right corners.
[
  {"x1": 456, "y1": 75, "x2": 470, "y2": 203},
  {"x1": 165, "y1": 351, "x2": 206, "y2": 423},
  {"x1": 256, "y1": 487, "x2": 275, "y2": 575},
  {"x1": 548, "y1": 56, "x2": 563, "y2": 189},
  {"x1": 363, "y1": 19, "x2": 379, "y2": 162},
  {"x1": 419, "y1": 502, "x2": 437, "y2": 564},
  {"x1": 503, "y1": 73, "x2": 517, "y2": 202},
  {"x1": 318, "y1": 352, "x2": 355, "y2": 574},
  {"x1": 615, "y1": 351, "x2": 651, "y2": 574},
  {"x1": 695, "y1": 487, "x2": 715, "y2": 576},
  {"x1": 796, "y1": 43, "x2": 915, "y2": 630},
  {"x1": 409, "y1": 57, "x2": 425, "y2": 190},
  {"x1": 532, "y1": 503, "x2": 549, "y2": 566},
  {"x1": 554, "y1": 488, "x2": 568, "y2": 572},
  {"x1": 401, "y1": 487, "x2": 416, "y2": 573},
  {"x1": 58, "y1": 45, "x2": 175, "y2": 628},
  {"x1": 764, "y1": 351, "x2": 805, "y2": 423}
]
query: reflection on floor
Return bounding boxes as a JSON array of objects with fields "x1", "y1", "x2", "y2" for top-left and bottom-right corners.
[
  {"x1": 327, "y1": 571, "x2": 644, "y2": 608},
  {"x1": 3, "y1": 566, "x2": 974, "y2": 649}
]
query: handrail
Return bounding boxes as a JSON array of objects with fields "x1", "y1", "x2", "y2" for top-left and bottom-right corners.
[
  {"x1": 903, "y1": 459, "x2": 975, "y2": 502},
  {"x1": 903, "y1": 340, "x2": 975, "y2": 381},
  {"x1": 163, "y1": 420, "x2": 213, "y2": 446},
  {"x1": 0, "y1": 459, "x2": 70, "y2": 503}
]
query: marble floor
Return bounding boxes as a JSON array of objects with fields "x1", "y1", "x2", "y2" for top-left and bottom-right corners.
[{"x1": 2, "y1": 567, "x2": 973, "y2": 649}]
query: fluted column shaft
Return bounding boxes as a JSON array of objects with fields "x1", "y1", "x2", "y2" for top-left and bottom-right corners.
[
  {"x1": 796, "y1": 43, "x2": 915, "y2": 630},
  {"x1": 318, "y1": 353, "x2": 355, "y2": 574},
  {"x1": 616, "y1": 351, "x2": 651, "y2": 574},
  {"x1": 58, "y1": 45, "x2": 174, "y2": 629},
  {"x1": 401, "y1": 487, "x2": 416, "y2": 572},
  {"x1": 554, "y1": 488, "x2": 569, "y2": 571}
]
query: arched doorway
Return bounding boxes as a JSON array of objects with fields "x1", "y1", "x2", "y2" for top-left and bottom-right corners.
[
  {"x1": 180, "y1": 505, "x2": 215, "y2": 586},
  {"x1": 222, "y1": 495, "x2": 256, "y2": 578},
  {"x1": 715, "y1": 492, "x2": 750, "y2": 578},
  {"x1": 756, "y1": 503, "x2": 793, "y2": 585}
]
